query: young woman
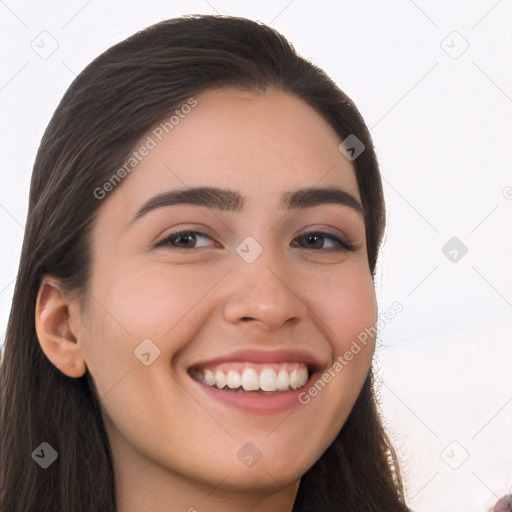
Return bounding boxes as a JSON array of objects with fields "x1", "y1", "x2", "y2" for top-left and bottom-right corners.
[{"x1": 0, "y1": 15, "x2": 412, "y2": 512}]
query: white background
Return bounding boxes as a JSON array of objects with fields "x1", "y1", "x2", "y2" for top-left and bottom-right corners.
[{"x1": 1, "y1": 1, "x2": 511, "y2": 511}]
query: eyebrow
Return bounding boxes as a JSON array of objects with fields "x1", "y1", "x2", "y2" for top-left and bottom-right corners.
[{"x1": 130, "y1": 186, "x2": 363, "y2": 225}]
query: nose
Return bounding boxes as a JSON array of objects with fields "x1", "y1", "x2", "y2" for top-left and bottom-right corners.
[{"x1": 222, "y1": 255, "x2": 307, "y2": 331}]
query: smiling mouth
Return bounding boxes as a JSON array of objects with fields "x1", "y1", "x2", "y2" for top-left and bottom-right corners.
[{"x1": 189, "y1": 362, "x2": 310, "y2": 394}]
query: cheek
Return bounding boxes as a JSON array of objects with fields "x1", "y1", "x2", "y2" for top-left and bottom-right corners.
[
  {"x1": 263, "y1": 262, "x2": 377, "y2": 472},
  {"x1": 300, "y1": 260, "x2": 377, "y2": 416},
  {"x1": 81, "y1": 259, "x2": 237, "y2": 402},
  {"x1": 311, "y1": 261, "x2": 378, "y2": 354},
  {"x1": 92, "y1": 258, "x2": 231, "y2": 339},
  {"x1": 79, "y1": 260, "x2": 220, "y2": 397}
]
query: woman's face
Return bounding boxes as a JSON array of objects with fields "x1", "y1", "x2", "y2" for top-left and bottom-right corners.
[{"x1": 75, "y1": 88, "x2": 377, "y2": 500}]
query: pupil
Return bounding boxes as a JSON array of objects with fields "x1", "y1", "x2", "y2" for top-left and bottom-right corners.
[
  {"x1": 307, "y1": 234, "x2": 322, "y2": 248},
  {"x1": 177, "y1": 234, "x2": 194, "y2": 246}
]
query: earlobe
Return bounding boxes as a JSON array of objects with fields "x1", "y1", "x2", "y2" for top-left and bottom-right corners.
[{"x1": 34, "y1": 278, "x2": 87, "y2": 378}]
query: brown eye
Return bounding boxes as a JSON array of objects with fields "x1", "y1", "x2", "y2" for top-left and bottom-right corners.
[
  {"x1": 156, "y1": 231, "x2": 216, "y2": 249},
  {"x1": 292, "y1": 231, "x2": 352, "y2": 251}
]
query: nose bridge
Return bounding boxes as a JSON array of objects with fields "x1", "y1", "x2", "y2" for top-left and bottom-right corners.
[{"x1": 222, "y1": 237, "x2": 307, "y2": 329}]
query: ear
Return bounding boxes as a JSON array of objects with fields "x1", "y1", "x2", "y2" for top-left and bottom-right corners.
[{"x1": 34, "y1": 277, "x2": 87, "y2": 378}]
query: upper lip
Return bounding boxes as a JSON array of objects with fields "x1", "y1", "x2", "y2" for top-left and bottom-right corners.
[{"x1": 188, "y1": 347, "x2": 328, "y2": 373}]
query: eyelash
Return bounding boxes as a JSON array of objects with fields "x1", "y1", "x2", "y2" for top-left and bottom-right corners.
[{"x1": 155, "y1": 229, "x2": 354, "y2": 252}]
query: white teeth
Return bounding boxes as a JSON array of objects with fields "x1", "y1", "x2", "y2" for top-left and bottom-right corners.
[
  {"x1": 289, "y1": 369, "x2": 301, "y2": 390},
  {"x1": 289, "y1": 368, "x2": 309, "y2": 390},
  {"x1": 259, "y1": 369, "x2": 277, "y2": 392},
  {"x1": 204, "y1": 369, "x2": 215, "y2": 386},
  {"x1": 298, "y1": 367, "x2": 308, "y2": 388},
  {"x1": 226, "y1": 370, "x2": 241, "y2": 389},
  {"x1": 214, "y1": 370, "x2": 226, "y2": 389},
  {"x1": 276, "y1": 370, "x2": 290, "y2": 391},
  {"x1": 195, "y1": 364, "x2": 310, "y2": 393},
  {"x1": 241, "y1": 368, "x2": 259, "y2": 391}
]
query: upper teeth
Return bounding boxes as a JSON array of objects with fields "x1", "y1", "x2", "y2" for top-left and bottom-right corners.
[{"x1": 193, "y1": 363, "x2": 309, "y2": 392}]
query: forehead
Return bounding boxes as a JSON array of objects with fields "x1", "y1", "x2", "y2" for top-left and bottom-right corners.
[{"x1": 101, "y1": 88, "x2": 360, "y2": 216}]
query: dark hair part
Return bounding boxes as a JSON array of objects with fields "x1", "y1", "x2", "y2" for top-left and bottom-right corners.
[{"x1": 0, "y1": 15, "x2": 409, "y2": 512}]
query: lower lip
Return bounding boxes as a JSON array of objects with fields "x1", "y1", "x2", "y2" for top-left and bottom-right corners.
[{"x1": 192, "y1": 372, "x2": 319, "y2": 414}]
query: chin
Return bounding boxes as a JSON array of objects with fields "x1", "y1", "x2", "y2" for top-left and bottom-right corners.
[{"x1": 219, "y1": 463, "x2": 304, "y2": 494}]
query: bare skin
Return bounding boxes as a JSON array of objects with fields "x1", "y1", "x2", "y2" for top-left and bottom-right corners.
[{"x1": 35, "y1": 88, "x2": 377, "y2": 512}]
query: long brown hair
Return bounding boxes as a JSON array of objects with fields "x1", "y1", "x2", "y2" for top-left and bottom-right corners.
[{"x1": 0, "y1": 15, "x2": 410, "y2": 511}]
